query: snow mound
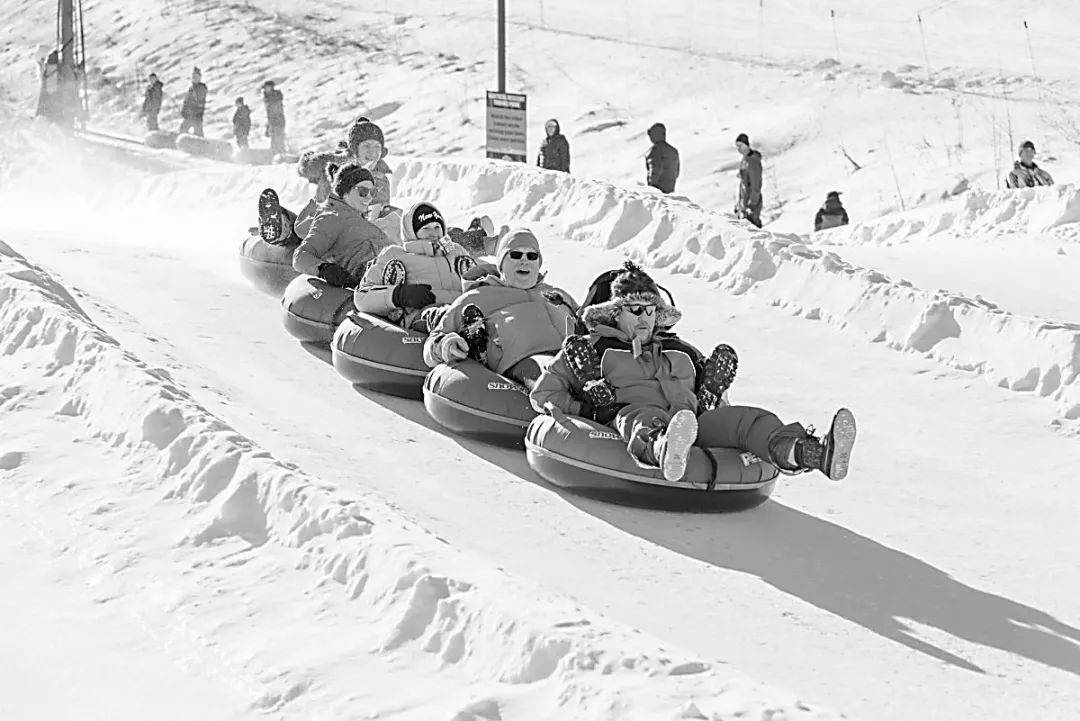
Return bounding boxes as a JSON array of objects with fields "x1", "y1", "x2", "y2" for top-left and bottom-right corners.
[{"x1": 0, "y1": 238, "x2": 846, "y2": 719}]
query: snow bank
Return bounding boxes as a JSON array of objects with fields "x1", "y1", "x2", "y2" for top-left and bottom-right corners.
[{"x1": 0, "y1": 238, "x2": 845, "y2": 719}]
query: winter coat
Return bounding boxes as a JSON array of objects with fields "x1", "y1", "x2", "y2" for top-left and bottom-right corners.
[
  {"x1": 263, "y1": 87, "x2": 285, "y2": 128},
  {"x1": 293, "y1": 185, "x2": 331, "y2": 240},
  {"x1": 292, "y1": 195, "x2": 391, "y2": 278},
  {"x1": 645, "y1": 124, "x2": 680, "y2": 194},
  {"x1": 738, "y1": 150, "x2": 763, "y2": 212},
  {"x1": 424, "y1": 275, "x2": 579, "y2": 374},
  {"x1": 141, "y1": 80, "x2": 163, "y2": 115},
  {"x1": 814, "y1": 198, "x2": 849, "y2": 231},
  {"x1": 537, "y1": 119, "x2": 570, "y2": 172},
  {"x1": 370, "y1": 158, "x2": 393, "y2": 207},
  {"x1": 232, "y1": 105, "x2": 251, "y2": 136},
  {"x1": 180, "y1": 82, "x2": 208, "y2": 120},
  {"x1": 354, "y1": 238, "x2": 479, "y2": 327},
  {"x1": 1005, "y1": 161, "x2": 1054, "y2": 189}
]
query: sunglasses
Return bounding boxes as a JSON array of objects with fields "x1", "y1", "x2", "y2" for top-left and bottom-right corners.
[
  {"x1": 508, "y1": 250, "x2": 540, "y2": 261},
  {"x1": 625, "y1": 304, "x2": 656, "y2": 317},
  {"x1": 353, "y1": 186, "x2": 373, "y2": 197}
]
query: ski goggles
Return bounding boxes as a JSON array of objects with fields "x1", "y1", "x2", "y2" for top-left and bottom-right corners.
[
  {"x1": 624, "y1": 304, "x2": 656, "y2": 317},
  {"x1": 507, "y1": 250, "x2": 540, "y2": 261}
]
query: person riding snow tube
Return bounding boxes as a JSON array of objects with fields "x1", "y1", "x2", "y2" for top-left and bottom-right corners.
[
  {"x1": 331, "y1": 310, "x2": 431, "y2": 398},
  {"x1": 530, "y1": 261, "x2": 858, "y2": 486},
  {"x1": 281, "y1": 274, "x2": 355, "y2": 344},
  {"x1": 238, "y1": 231, "x2": 301, "y2": 296}
]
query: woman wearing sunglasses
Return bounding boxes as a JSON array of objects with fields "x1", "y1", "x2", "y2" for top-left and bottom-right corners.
[
  {"x1": 291, "y1": 162, "x2": 391, "y2": 288},
  {"x1": 530, "y1": 261, "x2": 857, "y2": 483},
  {"x1": 423, "y1": 228, "x2": 578, "y2": 387}
]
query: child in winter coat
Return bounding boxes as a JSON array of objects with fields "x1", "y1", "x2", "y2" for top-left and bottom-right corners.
[
  {"x1": 354, "y1": 202, "x2": 498, "y2": 331},
  {"x1": 347, "y1": 117, "x2": 393, "y2": 209},
  {"x1": 530, "y1": 261, "x2": 857, "y2": 483},
  {"x1": 291, "y1": 162, "x2": 390, "y2": 288},
  {"x1": 423, "y1": 228, "x2": 579, "y2": 388}
]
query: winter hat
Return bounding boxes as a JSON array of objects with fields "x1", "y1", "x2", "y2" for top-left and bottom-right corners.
[
  {"x1": 347, "y1": 117, "x2": 385, "y2": 155},
  {"x1": 1019, "y1": 140, "x2": 1036, "y2": 152},
  {"x1": 495, "y1": 228, "x2": 542, "y2": 270},
  {"x1": 297, "y1": 150, "x2": 346, "y2": 182},
  {"x1": 826, "y1": 190, "x2": 842, "y2": 200},
  {"x1": 581, "y1": 260, "x2": 681, "y2": 331},
  {"x1": 327, "y1": 161, "x2": 374, "y2": 199},
  {"x1": 402, "y1": 201, "x2": 446, "y2": 240},
  {"x1": 735, "y1": 133, "x2": 750, "y2": 146}
]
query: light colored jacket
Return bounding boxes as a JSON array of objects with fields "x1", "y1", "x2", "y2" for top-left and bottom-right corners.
[
  {"x1": 292, "y1": 195, "x2": 390, "y2": 277},
  {"x1": 1005, "y1": 161, "x2": 1054, "y2": 189}
]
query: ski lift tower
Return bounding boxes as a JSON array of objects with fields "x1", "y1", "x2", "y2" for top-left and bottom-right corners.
[{"x1": 38, "y1": 0, "x2": 89, "y2": 129}]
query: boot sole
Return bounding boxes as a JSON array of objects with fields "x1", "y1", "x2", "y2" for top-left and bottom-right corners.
[
  {"x1": 825, "y1": 408, "x2": 857, "y2": 481},
  {"x1": 662, "y1": 410, "x2": 698, "y2": 482},
  {"x1": 258, "y1": 189, "x2": 282, "y2": 243}
]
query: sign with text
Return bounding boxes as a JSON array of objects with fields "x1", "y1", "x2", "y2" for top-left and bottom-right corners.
[{"x1": 485, "y1": 91, "x2": 527, "y2": 163}]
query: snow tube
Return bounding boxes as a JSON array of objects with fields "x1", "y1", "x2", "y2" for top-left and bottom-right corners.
[
  {"x1": 423, "y1": 360, "x2": 537, "y2": 447},
  {"x1": 144, "y1": 130, "x2": 177, "y2": 149},
  {"x1": 281, "y1": 275, "x2": 355, "y2": 344},
  {"x1": 331, "y1": 312, "x2": 429, "y2": 398},
  {"x1": 175, "y1": 134, "x2": 232, "y2": 160},
  {"x1": 233, "y1": 147, "x2": 276, "y2": 165},
  {"x1": 274, "y1": 152, "x2": 300, "y2": 165},
  {"x1": 525, "y1": 415, "x2": 779, "y2": 508},
  {"x1": 238, "y1": 234, "x2": 300, "y2": 296}
]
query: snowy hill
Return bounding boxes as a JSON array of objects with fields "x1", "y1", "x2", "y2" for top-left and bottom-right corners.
[{"x1": 1, "y1": 2, "x2": 1080, "y2": 720}]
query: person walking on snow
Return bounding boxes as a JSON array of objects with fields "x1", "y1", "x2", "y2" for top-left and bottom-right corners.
[
  {"x1": 232, "y1": 97, "x2": 251, "y2": 149},
  {"x1": 735, "y1": 133, "x2": 764, "y2": 228},
  {"x1": 262, "y1": 80, "x2": 287, "y2": 154},
  {"x1": 645, "y1": 123, "x2": 680, "y2": 194},
  {"x1": 814, "y1": 191, "x2": 849, "y2": 231},
  {"x1": 1005, "y1": 140, "x2": 1054, "y2": 189},
  {"x1": 178, "y1": 67, "x2": 208, "y2": 137},
  {"x1": 140, "y1": 73, "x2": 163, "y2": 131},
  {"x1": 537, "y1": 118, "x2": 570, "y2": 172}
]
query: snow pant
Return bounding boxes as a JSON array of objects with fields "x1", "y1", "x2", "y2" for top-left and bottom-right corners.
[
  {"x1": 741, "y1": 201, "x2": 763, "y2": 229},
  {"x1": 615, "y1": 404, "x2": 805, "y2": 467},
  {"x1": 178, "y1": 115, "x2": 204, "y2": 137},
  {"x1": 268, "y1": 124, "x2": 286, "y2": 154},
  {"x1": 505, "y1": 354, "x2": 554, "y2": 390},
  {"x1": 145, "y1": 112, "x2": 159, "y2": 131},
  {"x1": 235, "y1": 130, "x2": 249, "y2": 149}
]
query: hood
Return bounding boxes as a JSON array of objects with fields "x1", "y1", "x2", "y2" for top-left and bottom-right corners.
[
  {"x1": 822, "y1": 196, "x2": 844, "y2": 212},
  {"x1": 647, "y1": 123, "x2": 667, "y2": 143},
  {"x1": 545, "y1": 118, "x2": 561, "y2": 136},
  {"x1": 462, "y1": 273, "x2": 549, "y2": 292},
  {"x1": 1015, "y1": 159, "x2": 1040, "y2": 170},
  {"x1": 581, "y1": 295, "x2": 681, "y2": 333},
  {"x1": 400, "y1": 201, "x2": 446, "y2": 241}
]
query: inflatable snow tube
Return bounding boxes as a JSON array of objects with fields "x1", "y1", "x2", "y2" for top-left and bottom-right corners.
[
  {"x1": 423, "y1": 360, "x2": 537, "y2": 447},
  {"x1": 331, "y1": 312, "x2": 429, "y2": 398},
  {"x1": 274, "y1": 152, "x2": 301, "y2": 165},
  {"x1": 281, "y1": 275, "x2": 355, "y2": 344},
  {"x1": 238, "y1": 234, "x2": 300, "y2": 296},
  {"x1": 144, "y1": 130, "x2": 177, "y2": 149},
  {"x1": 525, "y1": 414, "x2": 778, "y2": 508},
  {"x1": 233, "y1": 147, "x2": 276, "y2": 165},
  {"x1": 175, "y1": 134, "x2": 233, "y2": 160}
]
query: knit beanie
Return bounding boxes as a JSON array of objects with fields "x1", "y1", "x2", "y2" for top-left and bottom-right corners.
[
  {"x1": 608, "y1": 260, "x2": 662, "y2": 305},
  {"x1": 735, "y1": 132, "x2": 750, "y2": 146},
  {"x1": 327, "y1": 161, "x2": 373, "y2": 198},
  {"x1": 1019, "y1": 139, "x2": 1036, "y2": 152},
  {"x1": 495, "y1": 228, "x2": 542, "y2": 269},
  {"x1": 347, "y1": 117, "x2": 385, "y2": 155},
  {"x1": 403, "y1": 202, "x2": 446, "y2": 240}
]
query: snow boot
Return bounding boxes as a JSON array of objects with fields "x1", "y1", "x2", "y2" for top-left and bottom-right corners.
[
  {"x1": 770, "y1": 409, "x2": 857, "y2": 481},
  {"x1": 562, "y1": 335, "x2": 617, "y2": 409},
  {"x1": 645, "y1": 410, "x2": 698, "y2": 482},
  {"x1": 460, "y1": 304, "x2": 489, "y2": 363},
  {"x1": 697, "y1": 343, "x2": 738, "y2": 412},
  {"x1": 258, "y1": 188, "x2": 283, "y2": 243}
]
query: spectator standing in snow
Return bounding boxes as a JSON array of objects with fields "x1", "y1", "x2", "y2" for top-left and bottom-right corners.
[
  {"x1": 262, "y1": 80, "x2": 286, "y2": 154},
  {"x1": 735, "y1": 133, "x2": 763, "y2": 228},
  {"x1": 140, "y1": 73, "x2": 163, "y2": 131},
  {"x1": 178, "y1": 67, "x2": 208, "y2": 137},
  {"x1": 537, "y1": 118, "x2": 570, "y2": 172},
  {"x1": 813, "y1": 191, "x2": 849, "y2": 231},
  {"x1": 1005, "y1": 140, "x2": 1054, "y2": 189},
  {"x1": 232, "y1": 97, "x2": 251, "y2": 149},
  {"x1": 645, "y1": 123, "x2": 680, "y2": 194}
]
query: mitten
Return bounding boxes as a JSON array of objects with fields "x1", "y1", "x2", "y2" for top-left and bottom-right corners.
[{"x1": 392, "y1": 283, "x2": 435, "y2": 309}]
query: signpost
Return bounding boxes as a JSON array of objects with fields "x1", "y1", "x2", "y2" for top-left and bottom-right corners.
[{"x1": 485, "y1": 91, "x2": 527, "y2": 163}]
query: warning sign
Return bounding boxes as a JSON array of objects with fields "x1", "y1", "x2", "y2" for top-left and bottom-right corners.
[{"x1": 485, "y1": 91, "x2": 527, "y2": 163}]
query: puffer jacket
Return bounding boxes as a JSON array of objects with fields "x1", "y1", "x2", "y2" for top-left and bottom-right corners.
[
  {"x1": 355, "y1": 238, "x2": 479, "y2": 327},
  {"x1": 814, "y1": 198, "x2": 849, "y2": 231},
  {"x1": 645, "y1": 123, "x2": 680, "y2": 194},
  {"x1": 424, "y1": 275, "x2": 579, "y2": 373},
  {"x1": 292, "y1": 195, "x2": 390, "y2": 278},
  {"x1": 1005, "y1": 161, "x2": 1054, "y2": 189},
  {"x1": 530, "y1": 324, "x2": 703, "y2": 419},
  {"x1": 738, "y1": 150, "x2": 763, "y2": 211}
]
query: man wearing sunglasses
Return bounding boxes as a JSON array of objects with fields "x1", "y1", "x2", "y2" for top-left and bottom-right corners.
[
  {"x1": 531, "y1": 261, "x2": 857, "y2": 483},
  {"x1": 424, "y1": 228, "x2": 579, "y2": 388}
]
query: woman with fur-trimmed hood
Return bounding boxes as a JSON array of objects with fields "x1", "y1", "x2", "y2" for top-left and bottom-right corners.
[{"x1": 530, "y1": 261, "x2": 858, "y2": 483}]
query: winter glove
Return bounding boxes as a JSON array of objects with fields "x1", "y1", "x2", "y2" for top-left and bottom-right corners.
[
  {"x1": 392, "y1": 283, "x2": 436, "y2": 309},
  {"x1": 437, "y1": 333, "x2": 470, "y2": 363},
  {"x1": 581, "y1": 379, "x2": 617, "y2": 410},
  {"x1": 317, "y1": 262, "x2": 355, "y2": 288}
]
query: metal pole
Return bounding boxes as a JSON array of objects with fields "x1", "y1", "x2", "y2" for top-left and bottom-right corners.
[
  {"x1": 830, "y1": 9, "x2": 840, "y2": 62},
  {"x1": 1023, "y1": 20, "x2": 1038, "y2": 79},
  {"x1": 916, "y1": 13, "x2": 932, "y2": 80},
  {"x1": 497, "y1": 0, "x2": 506, "y2": 92}
]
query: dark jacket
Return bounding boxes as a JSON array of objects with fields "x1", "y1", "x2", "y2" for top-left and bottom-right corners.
[
  {"x1": 738, "y1": 149, "x2": 763, "y2": 211},
  {"x1": 181, "y1": 81, "x2": 208, "y2": 120},
  {"x1": 814, "y1": 197, "x2": 849, "y2": 231},
  {"x1": 537, "y1": 119, "x2": 570, "y2": 172},
  {"x1": 263, "y1": 87, "x2": 285, "y2": 128},
  {"x1": 645, "y1": 123, "x2": 680, "y2": 194},
  {"x1": 232, "y1": 105, "x2": 251, "y2": 136},
  {"x1": 141, "y1": 80, "x2": 163, "y2": 115}
]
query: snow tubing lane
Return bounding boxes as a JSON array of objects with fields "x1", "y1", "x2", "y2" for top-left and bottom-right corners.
[
  {"x1": 423, "y1": 360, "x2": 537, "y2": 447},
  {"x1": 239, "y1": 234, "x2": 301, "y2": 296},
  {"x1": 331, "y1": 312, "x2": 429, "y2": 399},
  {"x1": 175, "y1": 133, "x2": 233, "y2": 160},
  {"x1": 233, "y1": 147, "x2": 276, "y2": 165},
  {"x1": 525, "y1": 414, "x2": 778, "y2": 507},
  {"x1": 144, "y1": 130, "x2": 177, "y2": 149},
  {"x1": 281, "y1": 275, "x2": 355, "y2": 344}
]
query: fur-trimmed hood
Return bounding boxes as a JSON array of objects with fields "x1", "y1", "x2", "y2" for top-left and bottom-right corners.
[{"x1": 579, "y1": 260, "x2": 682, "y2": 333}]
